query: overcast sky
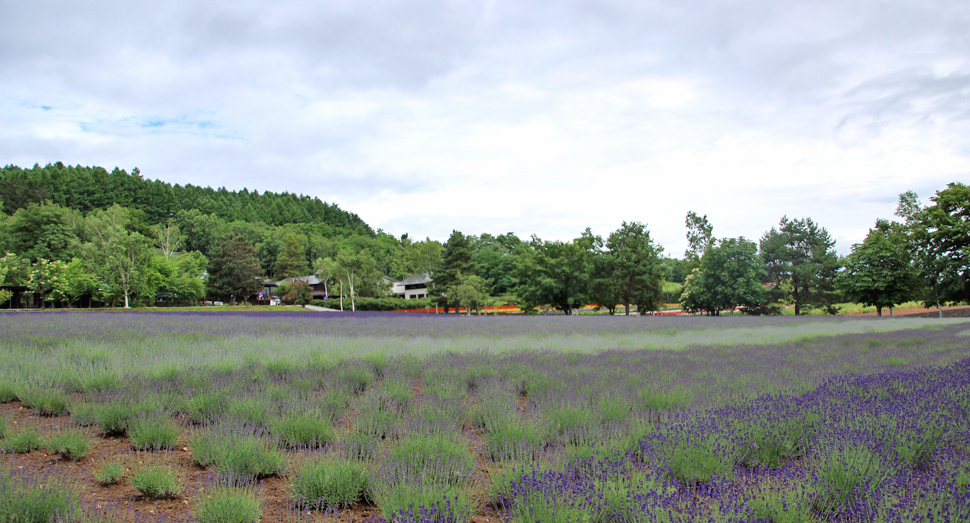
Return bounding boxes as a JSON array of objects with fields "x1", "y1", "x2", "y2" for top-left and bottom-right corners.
[{"x1": 2, "y1": 1, "x2": 968, "y2": 256}]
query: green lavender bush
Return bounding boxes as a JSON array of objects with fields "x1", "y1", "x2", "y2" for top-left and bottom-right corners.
[
  {"x1": 292, "y1": 458, "x2": 369, "y2": 509},
  {"x1": 44, "y1": 428, "x2": 92, "y2": 460}
]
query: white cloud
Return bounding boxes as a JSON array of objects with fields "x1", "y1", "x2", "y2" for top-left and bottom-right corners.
[{"x1": 1, "y1": 0, "x2": 968, "y2": 256}]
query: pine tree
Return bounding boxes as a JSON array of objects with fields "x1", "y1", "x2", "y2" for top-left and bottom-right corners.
[
  {"x1": 207, "y1": 235, "x2": 263, "y2": 304},
  {"x1": 274, "y1": 233, "x2": 309, "y2": 278},
  {"x1": 433, "y1": 230, "x2": 477, "y2": 313}
]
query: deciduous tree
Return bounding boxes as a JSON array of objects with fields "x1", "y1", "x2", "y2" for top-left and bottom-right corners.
[
  {"x1": 682, "y1": 237, "x2": 767, "y2": 315},
  {"x1": 86, "y1": 206, "x2": 152, "y2": 308},
  {"x1": 605, "y1": 221, "x2": 664, "y2": 315},
  {"x1": 684, "y1": 211, "x2": 714, "y2": 265},
  {"x1": 897, "y1": 183, "x2": 970, "y2": 310},
  {"x1": 837, "y1": 220, "x2": 918, "y2": 316},
  {"x1": 515, "y1": 235, "x2": 593, "y2": 315}
]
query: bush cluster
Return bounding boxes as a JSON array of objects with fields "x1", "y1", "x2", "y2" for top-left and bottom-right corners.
[{"x1": 310, "y1": 296, "x2": 434, "y2": 311}]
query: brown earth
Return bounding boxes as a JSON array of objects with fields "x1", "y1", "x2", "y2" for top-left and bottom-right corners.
[{"x1": 1, "y1": 396, "x2": 505, "y2": 522}]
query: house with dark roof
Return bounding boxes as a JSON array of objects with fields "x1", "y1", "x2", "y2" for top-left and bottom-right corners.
[{"x1": 386, "y1": 272, "x2": 432, "y2": 300}]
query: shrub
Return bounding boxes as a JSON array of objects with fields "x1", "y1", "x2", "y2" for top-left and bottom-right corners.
[
  {"x1": 891, "y1": 423, "x2": 943, "y2": 471},
  {"x1": 226, "y1": 397, "x2": 270, "y2": 426},
  {"x1": 544, "y1": 403, "x2": 597, "y2": 446},
  {"x1": 70, "y1": 403, "x2": 98, "y2": 427},
  {"x1": 812, "y1": 444, "x2": 890, "y2": 517},
  {"x1": 0, "y1": 418, "x2": 7, "y2": 439},
  {"x1": 338, "y1": 431, "x2": 381, "y2": 462},
  {"x1": 1, "y1": 428, "x2": 41, "y2": 453},
  {"x1": 0, "y1": 382, "x2": 18, "y2": 403},
  {"x1": 470, "y1": 393, "x2": 516, "y2": 434},
  {"x1": 130, "y1": 463, "x2": 182, "y2": 499},
  {"x1": 194, "y1": 487, "x2": 262, "y2": 523},
  {"x1": 484, "y1": 420, "x2": 546, "y2": 462},
  {"x1": 311, "y1": 296, "x2": 434, "y2": 312},
  {"x1": 386, "y1": 433, "x2": 475, "y2": 487},
  {"x1": 748, "y1": 488, "x2": 811, "y2": 523},
  {"x1": 740, "y1": 414, "x2": 817, "y2": 469},
  {"x1": 413, "y1": 395, "x2": 465, "y2": 435},
  {"x1": 93, "y1": 460, "x2": 126, "y2": 485},
  {"x1": 664, "y1": 434, "x2": 735, "y2": 485},
  {"x1": 378, "y1": 484, "x2": 473, "y2": 523},
  {"x1": 94, "y1": 402, "x2": 136, "y2": 436},
  {"x1": 186, "y1": 391, "x2": 229, "y2": 424},
  {"x1": 337, "y1": 364, "x2": 374, "y2": 395},
  {"x1": 353, "y1": 395, "x2": 403, "y2": 440},
  {"x1": 0, "y1": 467, "x2": 81, "y2": 522},
  {"x1": 273, "y1": 412, "x2": 335, "y2": 448},
  {"x1": 488, "y1": 463, "x2": 549, "y2": 505},
  {"x1": 320, "y1": 388, "x2": 352, "y2": 422},
  {"x1": 44, "y1": 428, "x2": 92, "y2": 460},
  {"x1": 18, "y1": 388, "x2": 71, "y2": 417},
  {"x1": 191, "y1": 428, "x2": 287, "y2": 478},
  {"x1": 127, "y1": 415, "x2": 180, "y2": 451},
  {"x1": 292, "y1": 458, "x2": 369, "y2": 509}
]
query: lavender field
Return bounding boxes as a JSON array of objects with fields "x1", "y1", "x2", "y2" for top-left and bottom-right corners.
[{"x1": 0, "y1": 312, "x2": 968, "y2": 522}]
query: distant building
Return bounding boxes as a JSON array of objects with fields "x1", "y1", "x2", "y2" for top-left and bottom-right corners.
[
  {"x1": 261, "y1": 275, "x2": 329, "y2": 305},
  {"x1": 386, "y1": 272, "x2": 432, "y2": 300}
]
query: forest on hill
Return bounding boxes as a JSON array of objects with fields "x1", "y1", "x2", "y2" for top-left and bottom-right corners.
[
  {"x1": 0, "y1": 163, "x2": 372, "y2": 234},
  {"x1": 0, "y1": 163, "x2": 968, "y2": 316}
]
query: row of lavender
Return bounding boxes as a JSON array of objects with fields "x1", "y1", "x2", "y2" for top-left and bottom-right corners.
[{"x1": 494, "y1": 359, "x2": 970, "y2": 523}]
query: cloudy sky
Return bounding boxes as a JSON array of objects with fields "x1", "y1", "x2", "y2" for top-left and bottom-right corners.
[{"x1": 2, "y1": 1, "x2": 968, "y2": 255}]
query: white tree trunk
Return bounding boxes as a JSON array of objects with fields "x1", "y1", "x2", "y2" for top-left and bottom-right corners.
[{"x1": 347, "y1": 269, "x2": 356, "y2": 311}]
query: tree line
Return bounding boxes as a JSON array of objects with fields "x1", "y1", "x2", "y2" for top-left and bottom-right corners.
[
  {"x1": 0, "y1": 163, "x2": 967, "y2": 315},
  {"x1": 679, "y1": 183, "x2": 970, "y2": 317}
]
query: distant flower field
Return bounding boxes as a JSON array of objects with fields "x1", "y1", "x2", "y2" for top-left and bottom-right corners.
[{"x1": 0, "y1": 312, "x2": 968, "y2": 522}]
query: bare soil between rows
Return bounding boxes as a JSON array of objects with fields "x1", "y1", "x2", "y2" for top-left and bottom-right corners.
[{"x1": 0, "y1": 401, "x2": 503, "y2": 523}]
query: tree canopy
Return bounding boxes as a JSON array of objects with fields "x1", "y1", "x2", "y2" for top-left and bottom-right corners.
[
  {"x1": 837, "y1": 220, "x2": 918, "y2": 316},
  {"x1": 760, "y1": 216, "x2": 841, "y2": 315},
  {"x1": 682, "y1": 237, "x2": 767, "y2": 315}
]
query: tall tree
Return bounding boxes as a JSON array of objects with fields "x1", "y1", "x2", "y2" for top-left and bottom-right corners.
[
  {"x1": 583, "y1": 229, "x2": 621, "y2": 315},
  {"x1": 898, "y1": 183, "x2": 970, "y2": 310},
  {"x1": 86, "y1": 206, "x2": 153, "y2": 308},
  {"x1": 682, "y1": 237, "x2": 767, "y2": 315},
  {"x1": 605, "y1": 221, "x2": 665, "y2": 315},
  {"x1": 335, "y1": 247, "x2": 381, "y2": 311},
  {"x1": 207, "y1": 235, "x2": 263, "y2": 304},
  {"x1": 407, "y1": 238, "x2": 444, "y2": 297},
  {"x1": 450, "y1": 270, "x2": 491, "y2": 316},
  {"x1": 7, "y1": 202, "x2": 82, "y2": 262},
  {"x1": 760, "y1": 216, "x2": 841, "y2": 315},
  {"x1": 433, "y1": 231, "x2": 477, "y2": 313},
  {"x1": 274, "y1": 233, "x2": 310, "y2": 278},
  {"x1": 473, "y1": 233, "x2": 523, "y2": 296},
  {"x1": 61, "y1": 258, "x2": 99, "y2": 308},
  {"x1": 684, "y1": 211, "x2": 714, "y2": 264},
  {"x1": 515, "y1": 235, "x2": 592, "y2": 315},
  {"x1": 26, "y1": 259, "x2": 68, "y2": 309},
  {"x1": 313, "y1": 256, "x2": 339, "y2": 302},
  {"x1": 837, "y1": 220, "x2": 918, "y2": 316},
  {"x1": 151, "y1": 220, "x2": 184, "y2": 259}
]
